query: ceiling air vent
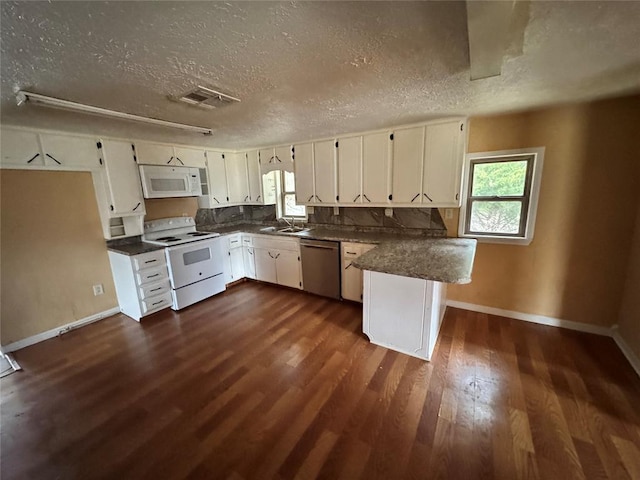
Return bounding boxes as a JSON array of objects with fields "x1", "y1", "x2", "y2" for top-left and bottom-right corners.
[{"x1": 177, "y1": 86, "x2": 241, "y2": 109}]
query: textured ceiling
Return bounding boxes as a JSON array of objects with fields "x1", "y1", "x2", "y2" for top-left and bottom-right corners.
[{"x1": 1, "y1": 1, "x2": 639, "y2": 149}]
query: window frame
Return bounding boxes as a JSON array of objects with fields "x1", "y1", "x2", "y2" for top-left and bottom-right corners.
[
  {"x1": 458, "y1": 147, "x2": 545, "y2": 245},
  {"x1": 276, "y1": 170, "x2": 307, "y2": 220}
]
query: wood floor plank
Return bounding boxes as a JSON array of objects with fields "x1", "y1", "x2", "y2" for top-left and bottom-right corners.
[{"x1": 1, "y1": 288, "x2": 639, "y2": 480}]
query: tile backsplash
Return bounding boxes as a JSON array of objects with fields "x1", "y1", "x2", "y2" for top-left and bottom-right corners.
[
  {"x1": 197, "y1": 204, "x2": 446, "y2": 235},
  {"x1": 307, "y1": 206, "x2": 446, "y2": 232},
  {"x1": 196, "y1": 205, "x2": 277, "y2": 225}
]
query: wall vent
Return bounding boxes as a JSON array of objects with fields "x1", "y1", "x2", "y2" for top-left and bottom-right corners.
[{"x1": 176, "y1": 86, "x2": 240, "y2": 109}]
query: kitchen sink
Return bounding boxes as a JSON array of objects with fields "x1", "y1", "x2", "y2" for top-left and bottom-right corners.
[
  {"x1": 258, "y1": 225, "x2": 312, "y2": 235},
  {"x1": 277, "y1": 227, "x2": 312, "y2": 235}
]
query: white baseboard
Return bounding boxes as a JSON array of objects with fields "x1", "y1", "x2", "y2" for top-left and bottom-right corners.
[
  {"x1": 612, "y1": 327, "x2": 640, "y2": 378},
  {"x1": 445, "y1": 300, "x2": 612, "y2": 336},
  {"x1": 0, "y1": 307, "x2": 120, "y2": 354}
]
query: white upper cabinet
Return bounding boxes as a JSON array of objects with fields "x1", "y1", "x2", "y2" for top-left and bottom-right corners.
[
  {"x1": 0, "y1": 127, "x2": 99, "y2": 170},
  {"x1": 205, "y1": 150, "x2": 229, "y2": 205},
  {"x1": 39, "y1": 133, "x2": 101, "y2": 170},
  {"x1": 313, "y1": 140, "x2": 336, "y2": 204},
  {"x1": 225, "y1": 152, "x2": 250, "y2": 203},
  {"x1": 0, "y1": 127, "x2": 44, "y2": 168},
  {"x1": 173, "y1": 146, "x2": 207, "y2": 168},
  {"x1": 293, "y1": 142, "x2": 314, "y2": 204},
  {"x1": 134, "y1": 142, "x2": 175, "y2": 165},
  {"x1": 391, "y1": 126, "x2": 425, "y2": 204},
  {"x1": 260, "y1": 145, "x2": 294, "y2": 173},
  {"x1": 423, "y1": 120, "x2": 465, "y2": 206},
  {"x1": 246, "y1": 150, "x2": 263, "y2": 203},
  {"x1": 362, "y1": 132, "x2": 391, "y2": 204},
  {"x1": 99, "y1": 139, "x2": 145, "y2": 216},
  {"x1": 337, "y1": 135, "x2": 362, "y2": 204}
]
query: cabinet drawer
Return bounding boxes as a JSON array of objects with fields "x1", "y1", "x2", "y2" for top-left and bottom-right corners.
[
  {"x1": 138, "y1": 279, "x2": 171, "y2": 300},
  {"x1": 132, "y1": 250, "x2": 166, "y2": 271},
  {"x1": 253, "y1": 235, "x2": 299, "y2": 252},
  {"x1": 242, "y1": 235, "x2": 253, "y2": 246},
  {"x1": 141, "y1": 292, "x2": 173, "y2": 315},
  {"x1": 227, "y1": 234, "x2": 242, "y2": 249},
  {"x1": 135, "y1": 265, "x2": 169, "y2": 285}
]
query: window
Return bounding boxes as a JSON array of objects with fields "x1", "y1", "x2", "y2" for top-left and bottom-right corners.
[
  {"x1": 459, "y1": 147, "x2": 544, "y2": 245},
  {"x1": 275, "y1": 170, "x2": 306, "y2": 218}
]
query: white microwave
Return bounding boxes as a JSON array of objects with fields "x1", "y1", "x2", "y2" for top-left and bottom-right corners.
[{"x1": 139, "y1": 165, "x2": 202, "y2": 199}]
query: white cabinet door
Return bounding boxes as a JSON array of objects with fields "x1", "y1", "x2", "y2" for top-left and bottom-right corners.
[
  {"x1": 341, "y1": 243, "x2": 376, "y2": 302},
  {"x1": 391, "y1": 126, "x2": 425, "y2": 204},
  {"x1": 0, "y1": 127, "x2": 43, "y2": 167},
  {"x1": 225, "y1": 152, "x2": 250, "y2": 203},
  {"x1": 423, "y1": 120, "x2": 465, "y2": 206},
  {"x1": 337, "y1": 135, "x2": 362, "y2": 204},
  {"x1": 134, "y1": 142, "x2": 175, "y2": 165},
  {"x1": 275, "y1": 250, "x2": 301, "y2": 289},
  {"x1": 341, "y1": 243, "x2": 362, "y2": 302},
  {"x1": 362, "y1": 132, "x2": 390, "y2": 204},
  {"x1": 274, "y1": 145, "x2": 292, "y2": 165},
  {"x1": 255, "y1": 248, "x2": 277, "y2": 284},
  {"x1": 313, "y1": 140, "x2": 336, "y2": 204},
  {"x1": 259, "y1": 148, "x2": 274, "y2": 168},
  {"x1": 246, "y1": 150, "x2": 263, "y2": 203},
  {"x1": 40, "y1": 133, "x2": 100, "y2": 170},
  {"x1": 100, "y1": 139, "x2": 145, "y2": 216},
  {"x1": 243, "y1": 247, "x2": 256, "y2": 279},
  {"x1": 174, "y1": 146, "x2": 207, "y2": 168},
  {"x1": 230, "y1": 247, "x2": 245, "y2": 282},
  {"x1": 294, "y1": 142, "x2": 314, "y2": 204},
  {"x1": 206, "y1": 150, "x2": 229, "y2": 205}
]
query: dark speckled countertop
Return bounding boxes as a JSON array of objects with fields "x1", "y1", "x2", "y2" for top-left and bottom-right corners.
[
  {"x1": 352, "y1": 238, "x2": 477, "y2": 284},
  {"x1": 107, "y1": 242, "x2": 165, "y2": 256},
  {"x1": 107, "y1": 223, "x2": 477, "y2": 284}
]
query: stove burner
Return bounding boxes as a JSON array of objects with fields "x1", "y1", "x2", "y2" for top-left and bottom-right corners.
[
  {"x1": 188, "y1": 232, "x2": 209, "y2": 236},
  {"x1": 156, "y1": 236, "x2": 181, "y2": 242}
]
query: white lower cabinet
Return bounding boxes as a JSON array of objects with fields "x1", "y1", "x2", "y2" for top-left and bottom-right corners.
[
  {"x1": 243, "y1": 235, "x2": 256, "y2": 279},
  {"x1": 223, "y1": 233, "x2": 245, "y2": 284},
  {"x1": 341, "y1": 242, "x2": 376, "y2": 302},
  {"x1": 253, "y1": 235, "x2": 302, "y2": 288},
  {"x1": 108, "y1": 249, "x2": 172, "y2": 321},
  {"x1": 363, "y1": 270, "x2": 447, "y2": 361}
]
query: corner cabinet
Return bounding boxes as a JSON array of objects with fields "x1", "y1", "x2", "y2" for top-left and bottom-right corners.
[{"x1": 253, "y1": 235, "x2": 302, "y2": 289}]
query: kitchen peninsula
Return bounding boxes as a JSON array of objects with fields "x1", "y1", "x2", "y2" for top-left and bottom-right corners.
[{"x1": 354, "y1": 238, "x2": 477, "y2": 361}]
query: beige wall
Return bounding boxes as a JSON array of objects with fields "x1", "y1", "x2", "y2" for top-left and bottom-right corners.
[
  {"x1": 618, "y1": 195, "x2": 640, "y2": 359},
  {"x1": 448, "y1": 94, "x2": 640, "y2": 327},
  {"x1": 144, "y1": 197, "x2": 199, "y2": 221},
  {"x1": 0, "y1": 170, "x2": 117, "y2": 346}
]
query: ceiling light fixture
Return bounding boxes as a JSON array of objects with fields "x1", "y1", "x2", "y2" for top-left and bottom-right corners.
[{"x1": 16, "y1": 91, "x2": 213, "y2": 135}]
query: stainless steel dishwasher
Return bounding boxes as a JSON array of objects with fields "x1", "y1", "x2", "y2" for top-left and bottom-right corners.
[{"x1": 300, "y1": 239, "x2": 341, "y2": 299}]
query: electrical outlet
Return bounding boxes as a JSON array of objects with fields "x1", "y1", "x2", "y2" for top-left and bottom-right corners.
[
  {"x1": 93, "y1": 284, "x2": 104, "y2": 296},
  {"x1": 239, "y1": 205, "x2": 244, "y2": 213},
  {"x1": 333, "y1": 206, "x2": 340, "y2": 215},
  {"x1": 385, "y1": 208, "x2": 393, "y2": 217},
  {"x1": 445, "y1": 209, "x2": 453, "y2": 220}
]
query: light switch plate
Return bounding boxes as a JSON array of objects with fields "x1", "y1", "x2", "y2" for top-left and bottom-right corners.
[
  {"x1": 445, "y1": 209, "x2": 453, "y2": 220},
  {"x1": 333, "y1": 206, "x2": 339, "y2": 215},
  {"x1": 307, "y1": 206, "x2": 314, "y2": 214}
]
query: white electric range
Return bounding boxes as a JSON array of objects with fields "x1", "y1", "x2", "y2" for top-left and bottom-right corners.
[{"x1": 143, "y1": 217, "x2": 225, "y2": 310}]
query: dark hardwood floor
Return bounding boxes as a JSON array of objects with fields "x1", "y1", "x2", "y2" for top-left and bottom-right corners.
[{"x1": 2, "y1": 281, "x2": 639, "y2": 479}]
